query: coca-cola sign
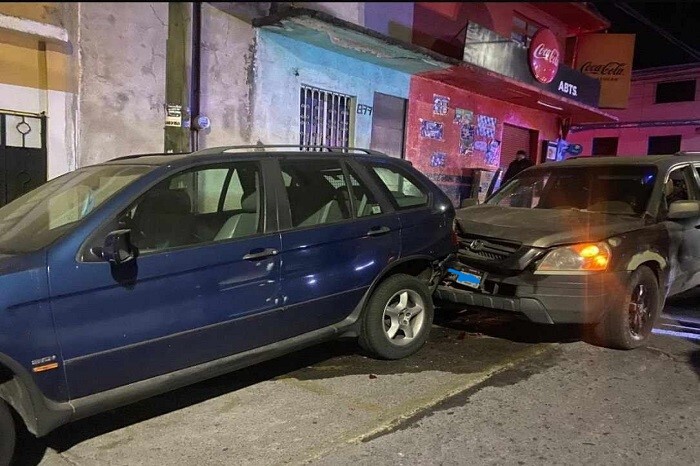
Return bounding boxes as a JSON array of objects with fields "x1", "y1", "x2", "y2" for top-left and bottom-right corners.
[
  {"x1": 528, "y1": 28, "x2": 560, "y2": 84},
  {"x1": 579, "y1": 61, "x2": 626, "y2": 77}
]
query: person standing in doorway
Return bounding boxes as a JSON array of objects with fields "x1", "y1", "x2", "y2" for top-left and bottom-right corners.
[{"x1": 502, "y1": 149, "x2": 534, "y2": 185}]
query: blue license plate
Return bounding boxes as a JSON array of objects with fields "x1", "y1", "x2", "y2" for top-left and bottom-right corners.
[{"x1": 447, "y1": 267, "x2": 482, "y2": 289}]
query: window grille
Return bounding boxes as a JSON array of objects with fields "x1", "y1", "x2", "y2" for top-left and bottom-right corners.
[{"x1": 299, "y1": 85, "x2": 353, "y2": 149}]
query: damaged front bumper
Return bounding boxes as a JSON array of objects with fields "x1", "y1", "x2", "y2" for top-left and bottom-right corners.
[{"x1": 434, "y1": 261, "x2": 631, "y2": 325}]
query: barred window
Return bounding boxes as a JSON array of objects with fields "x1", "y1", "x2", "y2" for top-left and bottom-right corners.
[{"x1": 299, "y1": 85, "x2": 353, "y2": 149}]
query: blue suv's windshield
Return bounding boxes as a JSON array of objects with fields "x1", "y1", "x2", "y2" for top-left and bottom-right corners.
[
  {"x1": 0, "y1": 164, "x2": 153, "y2": 254},
  {"x1": 488, "y1": 165, "x2": 658, "y2": 216}
]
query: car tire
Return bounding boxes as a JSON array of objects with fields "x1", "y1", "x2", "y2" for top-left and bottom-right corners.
[
  {"x1": 359, "y1": 274, "x2": 434, "y2": 360},
  {"x1": 592, "y1": 266, "x2": 661, "y2": 350},
  {"x1": 0, "y1": 399, "x2": 16, "y2": 466}
]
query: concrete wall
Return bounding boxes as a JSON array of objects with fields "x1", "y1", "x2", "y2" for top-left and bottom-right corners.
[
  {"x1": 363, "y1": 2, "x2": 413, "y2": 43},
  {"x1": 293, "y1": 2, "x2": 364, "y2": 26},
  {"x1": 198, "y1": 3, "x2": 256, "y2": 148},
  {"x1": 251, "y1": 29, "x2": 410, "y2": 147},
  {"x1": 568, "y1": 67, "x2": 700, "y2": 155},
  {"x1": 77, "y1": 2, "x2": 168, "y2": 166}
]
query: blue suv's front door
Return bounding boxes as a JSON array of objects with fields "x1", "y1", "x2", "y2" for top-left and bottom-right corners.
[{"x1": 48, "y1": 161, "x2": 282, "y2": 398}]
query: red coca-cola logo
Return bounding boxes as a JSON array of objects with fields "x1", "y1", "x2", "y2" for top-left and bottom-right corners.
[{"x1": 528, "y1": 28, "x2": 560, "y2": 84}]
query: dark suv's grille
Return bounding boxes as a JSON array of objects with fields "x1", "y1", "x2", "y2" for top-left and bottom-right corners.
[{"x1": 458, "y1": 236, "x2": 520, "y2": 262}]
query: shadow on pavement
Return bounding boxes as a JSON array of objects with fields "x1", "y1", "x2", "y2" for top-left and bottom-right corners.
[
  {"x1": 434, "y1": 304, "x2": 584, "y2": 345},
  {"x1": 17, "y1": 340, "x2": 360, "y2": 464},
  {"x1": 691, "y1": 348, "x2": 700, "y2": 380},
  {"x1": 17, "y1": 305, "x2": 558, "y2": 464}
]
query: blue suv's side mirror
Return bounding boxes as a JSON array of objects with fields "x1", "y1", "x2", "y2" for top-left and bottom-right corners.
[{"x1": 95, "y1": 229, "x2": 138, "y2": 265}]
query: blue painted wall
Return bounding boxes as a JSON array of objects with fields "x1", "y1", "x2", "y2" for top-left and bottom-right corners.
[{"x1": 252, "y1": 30, "x2": 411, "y2": 149}]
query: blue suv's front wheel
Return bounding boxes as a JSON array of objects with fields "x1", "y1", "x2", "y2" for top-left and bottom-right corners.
[{"x1": 359, "y1": 274, "x2": 434, "y2": 359}]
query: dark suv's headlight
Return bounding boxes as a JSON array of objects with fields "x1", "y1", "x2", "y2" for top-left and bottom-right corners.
[{"x1": 535, "y1": 242, "x2": 611, "y2": 274}]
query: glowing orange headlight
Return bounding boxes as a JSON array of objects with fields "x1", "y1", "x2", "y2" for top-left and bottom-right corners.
[{"x1": 536, "y1": 242, "x2": 612, "y2": 273}]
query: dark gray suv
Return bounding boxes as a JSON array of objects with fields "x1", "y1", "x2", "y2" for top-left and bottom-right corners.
[{"x1": 437, "y1": 153, "x2": 700, "y2": 349}]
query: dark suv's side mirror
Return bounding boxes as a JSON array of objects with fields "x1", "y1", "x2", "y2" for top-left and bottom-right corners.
[
  {"x1": 668, "y1": 200, "x2": 700, "y2": 220},
  {"x1": 95, "y1": 229, "x2": 138, "y2": 265}
]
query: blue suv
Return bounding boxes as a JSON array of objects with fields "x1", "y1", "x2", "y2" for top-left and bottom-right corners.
[{"x1": 0, "y1": 145, "x2": 455, "y2": 461}]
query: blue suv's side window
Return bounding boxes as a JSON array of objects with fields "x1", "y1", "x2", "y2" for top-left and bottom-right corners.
[
  {"x1": 280, "y1": 159, "x2": 352, "y2": 228},
  {"x1": 367, "y1": 164, "x2": 429, "y2": 210},
  {"x1": 129, "y1": 163, "x2": 263, "y2": 253},
  {"x1": 83, "y1": 162, "x2": 263, "y2": 259}
]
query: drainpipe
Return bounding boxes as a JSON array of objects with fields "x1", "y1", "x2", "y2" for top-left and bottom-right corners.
[{"x1": 190, "y1": 1, "x2": 201, "y2": 152}]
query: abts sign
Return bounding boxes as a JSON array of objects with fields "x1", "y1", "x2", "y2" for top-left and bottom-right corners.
[
  {"x1": 528, "y1": 29, "x2": 560, "y2": 84},
  {"x1": 463, "y1": 22, "x2": 600, "y2": 108}
]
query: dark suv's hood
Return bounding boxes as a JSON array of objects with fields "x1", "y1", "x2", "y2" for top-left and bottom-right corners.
[{"x1": 455, "y1": 205, "x2": 645, "y2": 248}]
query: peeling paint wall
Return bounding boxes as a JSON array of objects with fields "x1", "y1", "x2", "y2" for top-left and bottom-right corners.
[
  {"x1": 198, "y1": 3, "x2": 255, "y2": 148},
  {"x1": 252, "y1": 30, "x2": 410, "y2": 148},
  {"x1": 78, "y1": 2, "x2": 167, "y2": 165}
]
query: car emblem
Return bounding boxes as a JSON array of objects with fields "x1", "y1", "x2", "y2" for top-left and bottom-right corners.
[{"x1": 469, "y1": 240, "x2": 484, "y2": 252}]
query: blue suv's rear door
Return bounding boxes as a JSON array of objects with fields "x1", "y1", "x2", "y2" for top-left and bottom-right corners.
[
  {"x1": 48, "y1": 160, "x2": 282, "y2": 397},
  {"x1": 273, "y1": 157, "x2": 400, "y2": 334}
]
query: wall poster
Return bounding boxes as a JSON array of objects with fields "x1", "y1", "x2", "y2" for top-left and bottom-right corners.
[
  {"x1": 433, "y1": 95, "x2": 450, "y2": 115},
  {"x1": 420, "y1": 119, "x2": 444, "y2": 140}
]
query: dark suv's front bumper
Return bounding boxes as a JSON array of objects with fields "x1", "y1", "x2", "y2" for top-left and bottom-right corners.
[{"x1": 435, "y1": 265, "x2": 631, "y2": 325}]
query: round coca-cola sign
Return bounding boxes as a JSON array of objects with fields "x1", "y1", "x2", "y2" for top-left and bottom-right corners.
[{"x1": 528, "y1": 28, "x2": 560, "y2": 84}]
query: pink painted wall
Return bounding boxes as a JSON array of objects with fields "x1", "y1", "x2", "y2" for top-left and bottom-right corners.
[
  {"x1": 405, "y1": 74, "x2": 558, "y2": 202},
  {"x1": 568, "y1": 66, "x2": 700, "y2": 155}
]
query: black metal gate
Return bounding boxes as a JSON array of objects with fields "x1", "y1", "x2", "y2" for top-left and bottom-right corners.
[{"x1": 0, "y1": 111, "x2": 47, "y2": 207}]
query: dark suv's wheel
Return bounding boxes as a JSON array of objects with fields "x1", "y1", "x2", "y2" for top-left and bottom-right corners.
[
  {"x1": 0, "y1": 399, "x2": 16, "y2": 466},
  {"x1": 359, "y1": 274, "x2": 434, "y2": 360},
  {"x1": 592, "y1": 266, "x2": 661, "y2": 350}
]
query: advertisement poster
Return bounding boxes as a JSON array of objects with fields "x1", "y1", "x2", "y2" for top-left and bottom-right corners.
[
  {"x1": 459, "y1": 122, "x2": 476, "y2": 155},
  {"x1": 420, "y1": 120, "x2": 444, "y2": 140},
  {"x1": 485, "y1": 140, "x2": 501, "y2": 166},
  {"x1": 476, "y1": 114, "x2": 497, "y2": 138},
  {"x1": 575, "y1": 33, "x2": 636, "y2": 109},
  {"x1": 430, "y1": 152, "x2": 447, "y2": 167},
  {"x1": 433, "y1": 95, "x2": 450, "y2": 115},
  {"x1": 454, "y1": 108, "x2": 473, "y2": 125}
]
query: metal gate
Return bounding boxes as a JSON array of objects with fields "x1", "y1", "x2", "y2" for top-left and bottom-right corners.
[{"x1": 0, "y1": 111, "x2": 47, "y2": 207}]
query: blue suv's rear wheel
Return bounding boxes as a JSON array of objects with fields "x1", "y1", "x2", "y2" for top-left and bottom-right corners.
[
  {"x1": 359, "y1": 274, "x2": 434, "y2": 359},
  {"x1": 0, "y1": 399, "x2": 16, "y2": 466}
]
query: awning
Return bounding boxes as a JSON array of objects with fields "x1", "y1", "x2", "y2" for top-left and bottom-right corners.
[{"x1": 253, "y1": 8, "x2": 616, "y2": 124}]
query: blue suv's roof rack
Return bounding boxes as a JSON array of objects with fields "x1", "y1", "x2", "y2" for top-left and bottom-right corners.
[{"x1": 214, "y1": 144, "x2": 387, "y2": 156}]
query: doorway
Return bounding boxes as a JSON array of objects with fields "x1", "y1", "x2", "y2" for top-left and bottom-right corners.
[
  {"x1": 0, "y1": 111, "x2": 47, "y2": 206},
  {"x1": 370, "y1": 92, "x2": 407, "y2": 159},
  {"x1": 500, "y1": 123, "x2": 538, "y2": 169}
]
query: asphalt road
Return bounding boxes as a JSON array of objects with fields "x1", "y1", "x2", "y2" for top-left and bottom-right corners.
[{"x1": 21, "y1": 299, "x2": 699, "y2": 466}]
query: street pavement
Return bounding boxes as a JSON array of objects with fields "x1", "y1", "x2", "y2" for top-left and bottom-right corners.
[{"x1": 23, "y1": 299, "x2": 699, "y2": 466}]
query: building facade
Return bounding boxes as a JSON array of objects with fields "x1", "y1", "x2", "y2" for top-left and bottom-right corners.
[
  {"x1": 568, "y1": 63, "x2": 700, "y2": 156},
  {"x1": 0, "y1": 2, "x2": 617, "y2": 208}
]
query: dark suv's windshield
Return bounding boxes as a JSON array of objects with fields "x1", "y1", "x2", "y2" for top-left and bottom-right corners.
[
  {"x1": 0, "y1": 164, "x2": 153, "y2": 254},
  {"x1": 487, "y1": 165, "x2": 658, "y2": 216}
]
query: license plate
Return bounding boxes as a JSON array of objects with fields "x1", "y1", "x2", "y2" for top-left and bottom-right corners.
[{"x1": 447, "y1": 267, "x2": 482, "y2": 289}]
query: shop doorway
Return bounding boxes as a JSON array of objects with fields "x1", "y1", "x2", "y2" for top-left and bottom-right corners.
[
  {"x1": 0, "y1": 111, "x2": 47, "y2": 206},
  {"x1": 370, "y1": 92, "x2": 407, "y2": 159},
  {"x1": 500, "y1": 123, "x2": 538, "y2": 170}
]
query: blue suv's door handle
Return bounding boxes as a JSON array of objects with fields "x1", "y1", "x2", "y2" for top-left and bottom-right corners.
[
  {"x1": 242, "y1": 248, "x2": 279, "y2": 260},
  {"x1": 366, "y1": 226, "x2": 391, "y2": 237}
]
